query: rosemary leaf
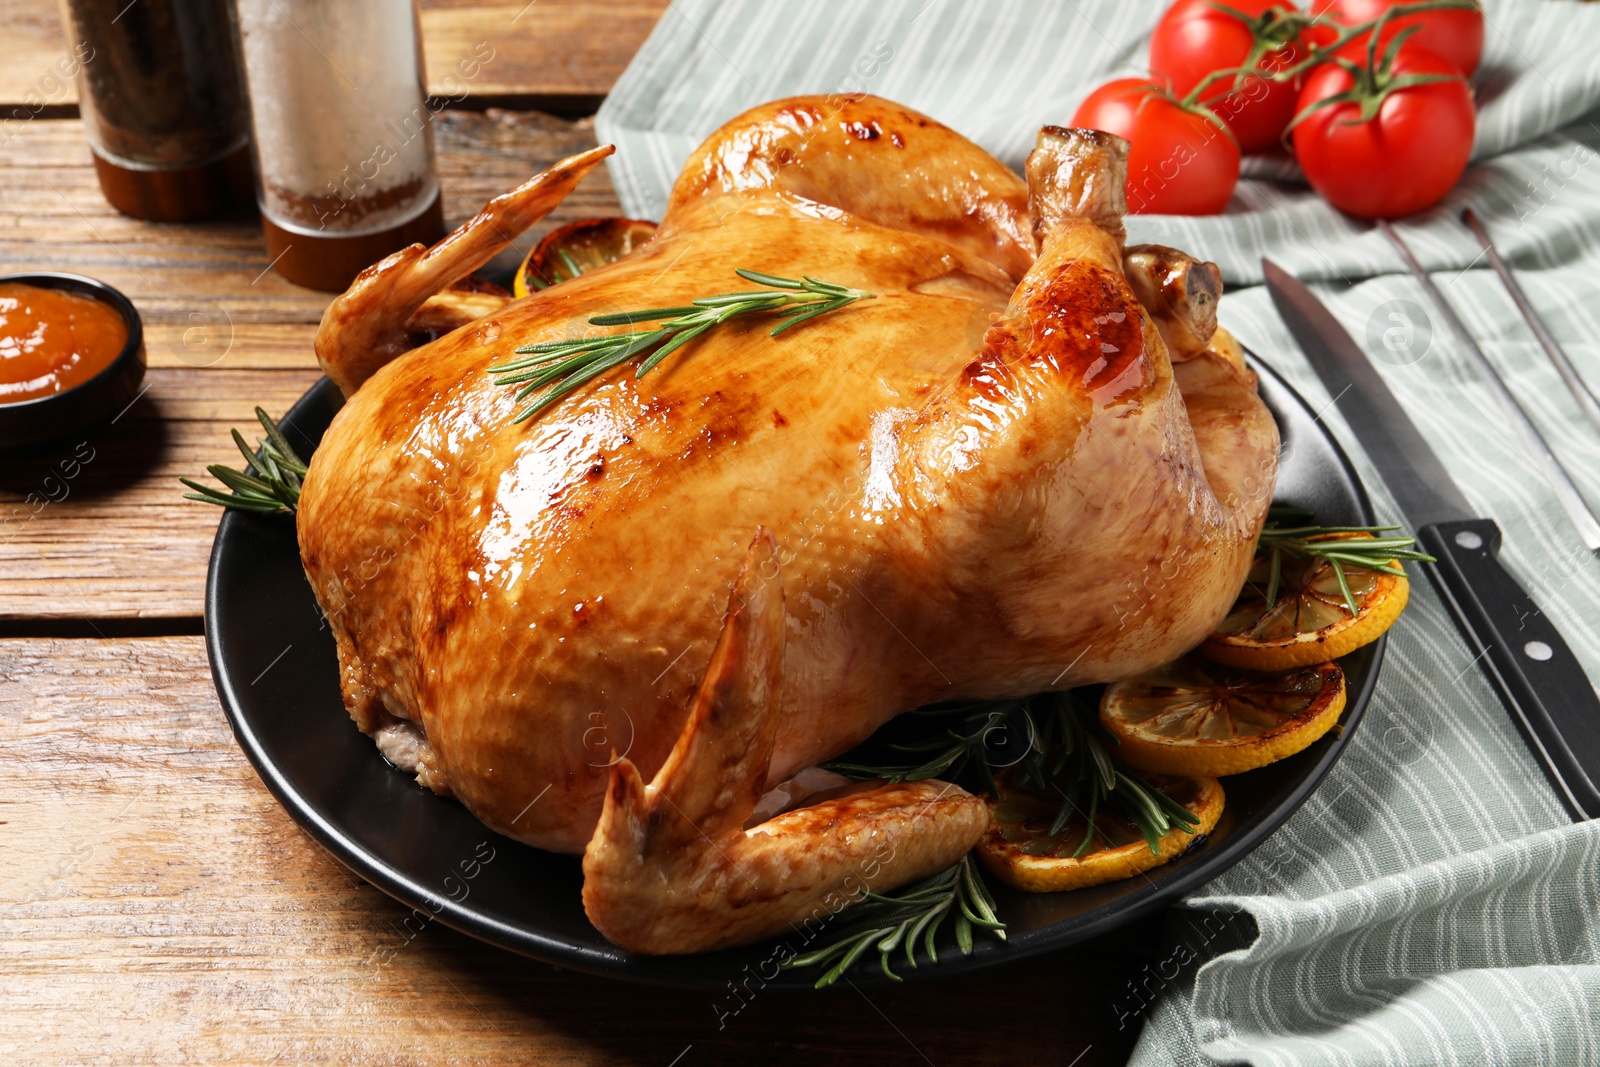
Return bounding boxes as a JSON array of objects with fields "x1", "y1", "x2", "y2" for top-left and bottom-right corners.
[
  {"x1": 178, "y1": 481, "x2": 284, "y2": 513},
  {"x1": 557, "y1": 248, "x2": 585, "y2": 282},
  {"x1": 771, "y1": 297, "x2": 851, "y2": 336},
  {"x1": 1151, "y1": 782, "x2": 1205, "y2": 829},
  {"x1": 689, "y1": 291, "x2": 792, "y2": 308},
  {"x1": 1265, "y1": 544, "x2": 1283, "y2": 609},
  {"x1": 636, "y1": 320, "x2": 713, "y2": 377},
  {"x1": 958, "y1": 860, "x2": 1006, "y2": 933},
  {"x1": 1117, "y1": 771, "x2": 1173, "y2": 855},
  {"x1": 734, "y1": 268, "x2": 805, "y2": 289},
  {"x1": 1089, "y1": 731, "x2": 1117, "y2": 792},
  {"x1": 207, "y1": 463, "x2": 277, "y2": 498},
  {"x1": 258, "y1": 407, "x2": 308, "y2": 475},
  {"x1": 1331, "y1": 560, "x2": 1359, "y2": 618},
  {"x1": 953, "y1": 909, "x2": 974, "y2": 955},
  {"x1": 1071, "y1": 788, "x2": 1100, "y2": 856},
  {"x1": 905, "y1": 900, "x2": 949, "y2": 967},
  {"x1": 585, "y1": 306, "x2": 701, "y2": 327},
  {"x1": 920, "y1": 907, "x2": 946, "y2": 964},
  {"x1": 820, "y1": 934, "x2": 878, "y2": 987}
]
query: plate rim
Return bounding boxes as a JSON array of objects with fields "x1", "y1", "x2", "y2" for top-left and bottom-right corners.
[{"x1": 205, "y1": 349, "x2": 1382, "y2": 990}]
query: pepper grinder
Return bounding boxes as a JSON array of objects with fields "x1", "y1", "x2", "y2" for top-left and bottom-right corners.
[
  {"x1": 231, "y1": 0, "x2": 445, "y2": 291},
  {"x1": 59, "y1": 0, "x2": 253, "y2": 221}
]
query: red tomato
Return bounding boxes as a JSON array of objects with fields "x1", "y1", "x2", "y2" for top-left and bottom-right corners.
[
  {"x1": 1071, "y1": 79, "x2": 1240, "y2": 215},
  {"x1": 1150, "y1": 0, "x2": 1314, "y2": 153},
  {"x1": 1291, "y1": 44, "x2": 1474, "y2": 218},
  {"x1": 1312, "y1": 0, "x2": 1484, "y2": 75}
]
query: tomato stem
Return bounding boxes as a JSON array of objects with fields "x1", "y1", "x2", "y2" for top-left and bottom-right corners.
[
  {"x1": 1281, "y1": 21, "x2": 1468, "y2": 135},
  {"x1": 1178, "y1": 0, "x2": 1479, "y2": 111},
  {"x1": 1128, "y1": 78, "x2": 1239, "y2": 144}
]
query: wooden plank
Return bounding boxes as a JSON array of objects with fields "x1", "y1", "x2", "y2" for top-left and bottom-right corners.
[
  {"x1": 0, "y1": 2, "x2": 72, "y2": 122},
  {"x1": 0, "y1": 0, "x2": 668, "y2": 117},
  {"x1": 420, "y1": 2, "x2": 669, "y2": 115},
  {"x1": 0, "y1": 111, "x2": 619, "y2": 324},
  {"x1": 0, "y1": 366, "x2": 318, "y2": 623},
  {"x1": 0, "y1": 635, "x2": 1151, "y2": 1065}
]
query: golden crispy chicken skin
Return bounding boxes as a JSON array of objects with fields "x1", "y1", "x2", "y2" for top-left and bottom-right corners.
[{"x1": 297, "y1": 96, "x2": 1278, "y2": 953}]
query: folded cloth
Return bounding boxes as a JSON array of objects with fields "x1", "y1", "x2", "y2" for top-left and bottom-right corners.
[{"x1": 597, "y1": 3, "x2": 1600, "y2": 1062}]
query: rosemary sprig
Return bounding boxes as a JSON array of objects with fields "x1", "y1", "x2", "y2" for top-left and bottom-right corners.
[
  {"x1": 1258, "y1": 506, "x2": 1435, "y2": 615},
  {"x1": 825, "y1": 697, "x2": 1201, "y2": 857},
  {"x1": 796, "y1": 696, "x2": 1201, "y2": 984},
  {"x1": 783, "y1": 854, "x2": 1006, "y2": 988},
  {"x1": 179, "y1": 407, "x2": 308, "y2": 514},
  {"x1": 489, "y1": 269, "x2": 872, "y2": 422}
]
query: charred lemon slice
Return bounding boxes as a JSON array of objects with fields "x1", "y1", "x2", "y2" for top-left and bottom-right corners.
[
  {"x1": 1203, "y1": 532, "x2": 1409, "y2": 671},
  {"x1": 978, "y1": 774, "x2": 1224, "y2": 892},
  {"x1": 513, "y1": 217, "x2": 657, "y2": 297},
  {"x1": 1100, "y1": 657, "x2": 1346, "y2": 777}
]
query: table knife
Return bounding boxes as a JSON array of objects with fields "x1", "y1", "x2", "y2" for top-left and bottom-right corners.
[{"x1": 1263, "y1": 258, "x2": 1600, "y2": 820}]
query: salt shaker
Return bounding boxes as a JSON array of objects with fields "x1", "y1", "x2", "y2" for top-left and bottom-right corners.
[
  {"x1": 58, "y1": 0, "x2": 253, "y2": 221},
  {"x1": 232, "y1": 0, "x2": 445, "y2": 291}
]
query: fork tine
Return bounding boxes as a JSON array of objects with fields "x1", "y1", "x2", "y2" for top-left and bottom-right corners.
[{"x1": 1462, "y1": 208, "x2": 1600, "y2": 439}]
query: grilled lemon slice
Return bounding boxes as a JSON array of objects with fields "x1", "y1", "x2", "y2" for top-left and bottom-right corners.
[
  {"x1": 1204, "y1": 532, "x2": 1408, "y2": 671},
  {"x1": 513, "y1": 217, "x2": 657, "y2": 297},
  {"x1": 978, "y1": 773, "x2": 1224, "y2": 892},
  {"x1": 1099, "y1": 657, "x2": 1346, "y2": 777}
]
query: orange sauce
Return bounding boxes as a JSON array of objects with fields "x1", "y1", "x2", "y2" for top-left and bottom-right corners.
[{"x1": 0, "y1": 282, "x2": 129, "y2": 404}]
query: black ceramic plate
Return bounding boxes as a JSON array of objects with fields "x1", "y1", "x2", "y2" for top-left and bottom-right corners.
[{"x1": 206, "y1": 352, "x2": 1381, "y2": 990}]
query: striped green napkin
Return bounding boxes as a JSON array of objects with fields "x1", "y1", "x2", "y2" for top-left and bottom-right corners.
[{"x1": 597, "y1": 3, "x2": 1600, "y2": 1062}]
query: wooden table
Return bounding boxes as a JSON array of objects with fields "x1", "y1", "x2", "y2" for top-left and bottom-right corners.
[{"x1": 0, "y1": 6, "x2": 1161, "y2": 1064}]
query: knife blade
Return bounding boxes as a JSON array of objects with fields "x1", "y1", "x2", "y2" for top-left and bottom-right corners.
[{"x1": 1263, "y1": 258, "x2": 1600, "y2": 820}]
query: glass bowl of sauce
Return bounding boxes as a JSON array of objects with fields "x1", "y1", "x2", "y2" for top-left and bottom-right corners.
[{"x1": 0, "y1": 273, "x2": 145, "y2": 450}]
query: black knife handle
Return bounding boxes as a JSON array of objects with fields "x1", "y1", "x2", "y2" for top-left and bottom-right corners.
[{"x1": 1417, "y1": 519, "x2": 1600, "y2": 820}]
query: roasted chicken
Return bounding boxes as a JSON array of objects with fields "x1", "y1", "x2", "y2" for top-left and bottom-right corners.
[{"x1": 297, "y1": 96, "x2": 1278, "y2": 954}]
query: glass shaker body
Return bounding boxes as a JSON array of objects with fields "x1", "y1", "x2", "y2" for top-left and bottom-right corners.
[
  {"x1": 59, "y1": 0, "x2": 253, "y2": 220},
  {"x1": 232, "y1": 0, "x2": 444, "y2": 291}
]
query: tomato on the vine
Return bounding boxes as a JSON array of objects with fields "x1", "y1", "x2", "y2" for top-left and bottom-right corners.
[
  {"x1": 1311, "y1": 0, "x2": 1484, "y2": 75},
  {"x1": 1150, "y1": 0, "x2": 1315, "y2": 153},
  {"x1": 1071, "y1": 78, "x2": 1240, "y2": 215},
  {"x1": 1291, "y1": 42, "x2": 1474, "y2": 218}
]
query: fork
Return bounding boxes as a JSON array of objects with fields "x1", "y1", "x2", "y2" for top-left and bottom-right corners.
[
  {"x1": 1378, "y1": 220, "x2": 1600, "y2": 552},
  {"x1": 1461, "y1": 207, "x2": 1600, "y2": 440}
]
